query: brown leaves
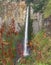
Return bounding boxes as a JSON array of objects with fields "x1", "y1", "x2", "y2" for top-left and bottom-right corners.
[
  {"x1": 20, "y1": 58, "x2": 26, "y2": 64},
  {"x1": 4, "y1": 52, "x2": 8, "y2": 58},
  {"x1": 0, "y1": 24, "x2": 5, "y2": 36},
  {"x1": 36, "y1": 51, "x2": 43, "y2": 62},
  {"x1": 43, "y1": 33, "x2": 47, "y2": 38},
  {"x1": 17, "y1": 43, "x2": 23, "y2": 57},
  {"x1": 6, "y1": 57, "x2": 14, "y2": 65},
  {"x1": 2, "y1": 59, "x2": 7, "y2": 65},
  {"x1": 28, "y1": 41, "x2": 34, "y2": 50}
]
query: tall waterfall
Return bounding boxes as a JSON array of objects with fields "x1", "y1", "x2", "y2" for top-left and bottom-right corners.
[{"x1": 23, "y1": 6, "x2": 29, "y2": 56}]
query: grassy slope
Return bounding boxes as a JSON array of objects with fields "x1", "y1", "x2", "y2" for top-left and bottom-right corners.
[{"x1": 17, "y1": 30, "x2": 51, "y2": 65}]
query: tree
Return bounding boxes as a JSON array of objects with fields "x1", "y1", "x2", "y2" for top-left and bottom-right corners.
[
  {"x1": 26, "y1": 0, "x2": 33, "y2": 5},
  {"x1": 33, "y1": 0, "x2": 48, "y2": 13}
]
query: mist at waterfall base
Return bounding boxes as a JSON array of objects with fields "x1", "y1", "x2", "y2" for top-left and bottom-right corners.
[{"x1": 23, "y1": 6, "x2": 29, "y2": 57}]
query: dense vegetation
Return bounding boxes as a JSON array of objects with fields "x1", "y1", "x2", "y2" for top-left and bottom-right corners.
[
  {"x1": 0, "y1": 0, "x2": 51, "y2": 65},
  {"x1": 17, "y1": 30, "x2": 51, "y2": 65},
  {"x1": 16, "y1": 0, "x2": 51, "y2": 65},
  {"x1": 43, "y1": 0, "x2": 51, "y2": 18},
  {"x1": 33, "y1": 0, "x2": 48, "y2": 13}
]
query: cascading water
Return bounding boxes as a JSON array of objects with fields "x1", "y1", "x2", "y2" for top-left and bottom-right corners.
[
  {"x1": 14, "y1": 6, "x2": 29, "y2": 64},
  {"x1": 23, "y1": 6, "x2": 29, "y2": 56}
]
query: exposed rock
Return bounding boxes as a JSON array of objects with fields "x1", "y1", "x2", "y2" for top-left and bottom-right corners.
[
  {"x1": 32, "y1": 12, "x2": 43, "y2": 34},
  {"x1": 0, "y1": 1, "x2": 26, "y2": 32}
]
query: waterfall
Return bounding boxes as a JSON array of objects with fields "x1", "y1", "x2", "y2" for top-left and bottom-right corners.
[
  {"x1": 23, "y1": 6, "x2": 29, "y2": 56},
  {"x1": 14, "y1": 6, "x2": 29, "y2": 64}
]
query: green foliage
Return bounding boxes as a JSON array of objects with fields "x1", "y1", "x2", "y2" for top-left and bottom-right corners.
[
  {"x1": 17, "y1": 30, "x2": 51, "y2": 65},
  {"x1": 0, "y1": 50, "x2": 2, "y2": 53},
  {"x1": 43, "y1": 0, "x2": 51, "y2": 18},
  {"x1": 26, "y1": 0, "x2": 33, "y2": 4},
  {"x1": 7, "y1": 62, "x2": 11, "y2": 65},
  {"x1": 33, "y1": 30, "x2": 49, "y2": 47},
  {"x1": 1, "y1": 22, "x2": 24, "y2": 64},
  {"x1": 33, "y1": 0, "x2": 48, "y2": 13},
  {"x1": 37, "y1": 62, "x2": 49, "y2": 65},
  {"x1": 32, "y1": 30, "x2": 51, "y2": 64}
]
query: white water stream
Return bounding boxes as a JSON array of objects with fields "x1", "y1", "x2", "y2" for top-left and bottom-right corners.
[
  {"x1": 16, "y1": 6, "x2": 29, "y2": 63},
  {"x1": 23, "y1": 6, "x2": 29, "y2": 56}
]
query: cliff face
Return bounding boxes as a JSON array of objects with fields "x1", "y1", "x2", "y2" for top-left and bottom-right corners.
[
  {"x1": 0, "y1": 1, "x2": 26, "y2": 25},
  {"x1": 0, "y1": 1, "x2": 26, "y2": 32},
  {"x1": 16, "y1": 1, "x2": 26, "y2": 26}
]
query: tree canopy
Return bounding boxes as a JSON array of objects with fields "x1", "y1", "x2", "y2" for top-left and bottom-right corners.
[
  {"x1": 43, "y1": 0, "x2": 51, "y2": 18},
  {"x1": 33, "y1": 0, "x2": 48, "y2": 13}
]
